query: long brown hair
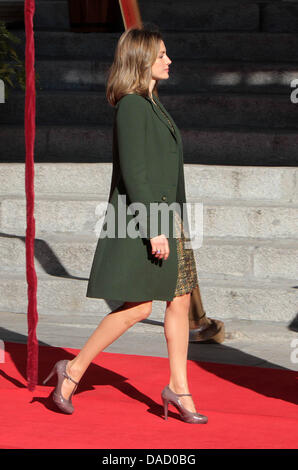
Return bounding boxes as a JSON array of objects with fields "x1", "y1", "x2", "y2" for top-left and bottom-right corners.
[{"x1": 106, "y1": 27, "x2": 163, "y2": 107}]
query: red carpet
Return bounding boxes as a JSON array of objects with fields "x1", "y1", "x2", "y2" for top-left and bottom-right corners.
[{"x1": 0, "y1": 341, "x2": 297, "y2": 449}]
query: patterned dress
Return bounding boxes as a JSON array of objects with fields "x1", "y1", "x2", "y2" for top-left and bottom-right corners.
[
  {"x1": 151, "y1": 96, "x2": 199, "y2": 298},
  {"x1": 173, "y1": 209, "x2": 199, "y2": 297}
]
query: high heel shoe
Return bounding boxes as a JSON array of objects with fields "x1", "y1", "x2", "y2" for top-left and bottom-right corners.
[
  {"x1": 161, "y1": 385, "x2": 208, "y2": 424},
  {"x1": 43, "y1": 359, "x2": 79, "y2": 414}
]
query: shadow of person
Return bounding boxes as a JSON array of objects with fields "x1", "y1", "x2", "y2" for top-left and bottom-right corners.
[
  {"x1": 188, "y1": 342, "x2": 298, "y2": 407},
  {"x1": 1, "y1": 326, "x2": 297, "y2": 420},
  {"x1": 0, "y1": 333, "x2": 167, "y2": 419}
]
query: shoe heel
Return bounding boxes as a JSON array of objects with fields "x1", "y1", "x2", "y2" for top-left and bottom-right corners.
[
  {"x1": 43, "y1": 364, "x2": 56, "y2": 385},
  {"x1": 162, "y1": 397, "x2": 169, "y2": 420},
  {"x1": 161, "y1": 385, "x2": 208, "y2": 424}
]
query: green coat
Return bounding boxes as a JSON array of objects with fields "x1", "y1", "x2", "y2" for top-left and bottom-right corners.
[{"x1": 86, "y1": 91, "x2": 189, "y2": 302}]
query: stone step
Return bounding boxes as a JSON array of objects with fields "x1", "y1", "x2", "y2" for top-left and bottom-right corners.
[
  {"x1": 1, "y1": 125, "x2": 297, "y2": 166},
  {"x1": 0, "y1": 124, "x2": 111, "y2": 163},
  {"x1": 12, "y1": 30, "x2": 298, "y2": 62},
  {"x1": 141, "y1": 0, "x2": 298, "y2": 33},
  {"x1": 179, "y1": 127, "x2": 298, "y2": 167},
  {"x1": 1, "y1": 311, "x2": 297, "y2": 370},
  {"x1": 139, "y1": 0, "x2": 260, "y2": 31},
  {"x1": 13, "y1": 59, "x2": 296, "y2": 94},
  {"x1": 1, "y1": 163, "x2": 296, "y2": 203},
  {"x1": 1, "y1": 232, "x2": 297, "y2": 282},
  {"x1": 1, "y1": 194, "x2": 297, "y2": 239},
  {"x1": 0, "y1": 271, "x2": 296, "y2": 322},
  {"x1": 0, "y1": 310, "x2": 166, "y2": 339},
  {"x1": 1, "y1": 90, "x2": 296, "y2": 129},
  {"x1": 0, "y1": 310, "x2": 297, "y2": 344},
  {"x1": 33, "y1": 1, "x2": 298, "y2": 33},
  {"x1": 34, "y1": 0, "x2": 259, "y2": 31}
]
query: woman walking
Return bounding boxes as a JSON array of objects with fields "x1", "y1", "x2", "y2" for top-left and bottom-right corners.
[{"x1": 43, "y1": 27, "x2": 208, "y2": 424}]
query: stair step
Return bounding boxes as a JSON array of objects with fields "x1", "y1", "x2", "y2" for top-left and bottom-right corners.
[
  {"x1": 141, "y1": 1, "x2": 298, "y2": 33},
  {"x1": 1, "y1": 311, "x2": 297, "y2": 370},
  {"x1": 12, "y1": 30, "x2": 298, "y2": 62},
  {"x1": 1, "y1": 91, "x2": 296, "y2": 129},
  {"x1": 34, "y1": 0, "x2": 259, "y2": 32},
  {"x1": 181, "y1": 127, "x2": 298, "y2": 166},
  {"x1": 0, "y1": 310, "x2": 166, "y2": 339},
  {"x1": 0, "y1": 271, "x2": 296, "y2": 322},
  {"x1": 0, "y1": 163, "x2": 296, "y2": 202},
  {"x1": 7, "y1": 59, "x2": 294, "y2": 94},
  {"x1": 1, "y1": 232, "x2": 297, "y2": 281},
  {"x1": 32, "y1": 1, "x2": 298, "y2": 33},
  {"x1": 0, "y1": 124, "x2": 111, "y2": 163},
  {"x1": 1, "y1": 194, "x2": 297, "y2": 238},
  {"x1": 138, "y1": 0, "x2": 259, "y2": 31},
  {"x1": 1, "y1": 125, "x2": 297, "y2": 166}
]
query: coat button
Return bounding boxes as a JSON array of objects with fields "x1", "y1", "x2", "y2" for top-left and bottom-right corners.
[{"x1": 161, "y1": 195, "x2": 167, "y2": 201}]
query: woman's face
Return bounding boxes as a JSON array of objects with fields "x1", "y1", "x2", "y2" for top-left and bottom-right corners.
[{"x1": 151, "y1": 40, "x2": 172, "y2": 80}]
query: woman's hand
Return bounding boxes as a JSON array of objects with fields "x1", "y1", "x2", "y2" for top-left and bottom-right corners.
[{"x1": 150, "y1": 234, "x2": 170, "y2": 260}]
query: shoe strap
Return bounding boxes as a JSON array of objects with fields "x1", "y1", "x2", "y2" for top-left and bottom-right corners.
[
  {"x1": 175, "y1": 393, "x2": 192, "y2": 396},
  {"x1": 63, "y1": 371, "x2": 79, "y2": 385}
]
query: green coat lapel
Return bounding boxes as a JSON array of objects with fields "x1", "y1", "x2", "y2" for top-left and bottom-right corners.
[{"x1": 145, "y1": 93, "x2": 178, "y2": 142}]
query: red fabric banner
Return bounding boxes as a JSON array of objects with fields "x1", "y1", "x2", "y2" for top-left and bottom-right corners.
[
  {"x1": 24, "y1": 0, "x2": 38, "y2": 391},
  {"x1": 119, "y1": 0, "x2": 142, "y2": 29}
]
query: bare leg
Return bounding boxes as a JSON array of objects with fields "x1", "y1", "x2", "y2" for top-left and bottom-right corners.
[
  {"x1": 164, "y1": 292, "x2": 197, "y2": 413},
  {"x1": 61, "y1": 301, "x2": 152, "y2": 400}
]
